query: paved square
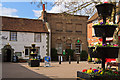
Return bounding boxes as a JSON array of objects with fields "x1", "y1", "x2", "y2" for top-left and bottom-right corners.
[{"x1": 18, "y1": 61, "x2": 101, "y2": 78}]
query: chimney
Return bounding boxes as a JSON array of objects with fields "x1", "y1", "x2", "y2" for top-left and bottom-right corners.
[{"x1": 43, "y1": 4, "x2": 45, "y2": 11}]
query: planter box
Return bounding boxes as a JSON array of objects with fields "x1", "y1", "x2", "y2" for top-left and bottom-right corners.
[
  {"x1": 93, "y1": 25, "x2": 117, "y2": 37},
  {"x1": 77, "y1": 71, "x2": 120, "y2": 80},
  {"x1": 96, "y1": 3, "x2": 114, "y2": 17},
  {"x1": 28, "y1": 60, "x2": 40, "y2": 67},
  {"x1": 89, "y1": 47, "x2": 119, "y2": 58}
]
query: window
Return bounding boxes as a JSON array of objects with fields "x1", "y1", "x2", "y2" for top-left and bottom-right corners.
[
  {"x1": 66, "y1": 23, "x2": 73, "y2": 32},
  {"x1": 75, "y1": 44, "x2": 81, "y2": 53},
  {"x1": 75, "y1": 24, "x2": 82, "y2": 32},
  {"x1": 10, "y1": 32, "x2": 17, "y2": 41},
  {"x1": 56, "y1": 22, "x2": 63, "y2": 32},
  {"x1": 56, "y1": 43, "x2": 62, "y2": 54},
  {"x1": 25, "y1": 48, "x2": 30, "y2": 56},
  {"x1": 36, "y1": 48, "x2": 40, "y2": 54},
  {"x1": 34, "y1": 33, "x2": 41, "y2": 42},
  {"x1": 66, "y1": 43, "x2": 72, "y2": 49}
]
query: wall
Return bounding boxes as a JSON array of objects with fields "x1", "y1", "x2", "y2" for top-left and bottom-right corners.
[
  {"x1": 46, "y1": 13, "x2": 88, "y2": 52},
  {"x1": 1, "y1": 31, "x2": 48, "y2": 59}
]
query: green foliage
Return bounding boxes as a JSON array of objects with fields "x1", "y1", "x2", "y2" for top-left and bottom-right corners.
[
  {"x1": 65, "y1": 49, "x2": 75, "y2": 61},
  {"x1": 80, "y1": 50, "x2": 88, "y2": 61},
  {"x1": 51, "y1": 48, "x2": 58, "y2": 61}
]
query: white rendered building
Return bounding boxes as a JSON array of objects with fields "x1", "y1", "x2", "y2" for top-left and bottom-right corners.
[{"x1": 0, "y1": 16, "x2": 50, "y2": 62}]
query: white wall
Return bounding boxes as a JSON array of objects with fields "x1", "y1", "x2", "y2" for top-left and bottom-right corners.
[{"x1": 1, "y1": 31, "x2": 48, "y2": 59}]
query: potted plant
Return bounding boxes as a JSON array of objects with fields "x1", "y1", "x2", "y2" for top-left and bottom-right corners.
[
  {"x1": 28, "y1": 44, "x2": 40, "y2": 67},
  {"x1": 93, "y1": 22, "x2": 118, "y2": 37},
  {"x1": 89, "y1": 43, "x2": 119, "y2": 58},
  {"x1": 95, "y1": 2, "x2": 114, "y2": 17}
]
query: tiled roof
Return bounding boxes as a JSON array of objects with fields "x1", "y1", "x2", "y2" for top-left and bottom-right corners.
[{"x1": 1, "y1": 16, "x2": 48, "y2": 33}]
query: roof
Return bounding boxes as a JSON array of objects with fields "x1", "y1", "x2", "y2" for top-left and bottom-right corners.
[
  {"x1": 46, "y1": 12, "x2": 89, "y2": 18},
  {"x1": 1, "y1": 16, "x2": 48, "y2": 33},
  {"x1": 88, "y1": 12, "x2": 98, "y2": 23}
]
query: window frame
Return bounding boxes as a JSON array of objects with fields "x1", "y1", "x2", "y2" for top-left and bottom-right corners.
[
  {"x1": 34, "y1": 33, "x2": 41, "y2": 42},
  {"x1": 10, "y1": 31, "x2": 17, "y2": 41},
  {"x1": 25, "y1": 48, "x2": 30, "y2": 56}
]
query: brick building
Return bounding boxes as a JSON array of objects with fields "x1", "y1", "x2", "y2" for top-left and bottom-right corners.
[{"x1": 40, "y1": 5, "x2": 89, "y2": 60}]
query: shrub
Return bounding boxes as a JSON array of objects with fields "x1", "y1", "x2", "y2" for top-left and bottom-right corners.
[
  {"x1": 80, "y1": 50, "x2": 88, "y2": 61},
  {"x1": 51, "y1": 48, "x2": 58, "y2": 61},
  {"x1": 65, "y1": 49, "x2": 75, "y2": 61}
]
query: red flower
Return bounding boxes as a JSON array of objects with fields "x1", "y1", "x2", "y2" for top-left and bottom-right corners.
[
  {"x1": 92, "y1": 69, "x2": 97, "y2": 71},
  {"x1": 114, "y1": 71, "x2": 118, "y2": 74},
  {"x1": 82, "y1": 69, "x2": 87, "y2": 72},
  {"x1": 90, "y1": 68, "x2": 92, "y2": 70}
]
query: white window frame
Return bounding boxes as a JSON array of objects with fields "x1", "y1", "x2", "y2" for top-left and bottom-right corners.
[
  {"x1": 25, "y1": 48, "x2": 30, "y2": 56},
  {"x1": 10, "y1": 32, "x2": 17, "y2": 41},
  {"x1": 34, "y1": 33, "x2": 41, "y2": 42}
]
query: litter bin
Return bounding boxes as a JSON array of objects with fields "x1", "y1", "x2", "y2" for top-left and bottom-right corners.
[{"x1": 12, "y1": 55, "x2": 18, "y2": 62}]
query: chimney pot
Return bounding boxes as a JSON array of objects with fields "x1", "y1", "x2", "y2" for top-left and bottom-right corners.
[{"x1": 43, "y1": 4, "x2": 45, "y2": 11}]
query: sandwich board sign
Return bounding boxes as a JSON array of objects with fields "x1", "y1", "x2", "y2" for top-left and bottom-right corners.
[{"x1": 44, "y1": 56, "x2": 50, "y2": 67}]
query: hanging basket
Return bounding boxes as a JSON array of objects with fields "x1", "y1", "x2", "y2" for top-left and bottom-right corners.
[
  {"x1": 90, "y1": 47, "x2": 119, "y2": 58},
  {"x1": 96, "y1": 3, "x2": 114, "y2": 17},
  {"x1": 93, "y1": 25, "x2": 117, "y2": 37}
]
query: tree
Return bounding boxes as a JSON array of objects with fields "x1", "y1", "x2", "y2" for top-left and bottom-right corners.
[{"x1": 31, "y1": 0, "x2": 119, "y2": 17}]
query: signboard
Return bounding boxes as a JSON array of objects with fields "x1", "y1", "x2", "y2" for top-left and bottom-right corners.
[{"x1": 44, "y1": 56, "x2": 50, "y2": 67}]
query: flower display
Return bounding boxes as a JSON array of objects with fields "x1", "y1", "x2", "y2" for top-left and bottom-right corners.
[
  {"x1": 82, "y1": 67, "x2": 120, "y2": 76},
  {"x1": 90, "y1": 43, "x2": 118, "y2": 47},
  {"x1": 29, "y1": 58, "x2": 38, "y2": 60},
  {"x1": 93, "y1": 21, "x2": 119, "y2": 26}
]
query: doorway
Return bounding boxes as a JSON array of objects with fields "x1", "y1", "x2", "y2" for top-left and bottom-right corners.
[
  {"x1": 5, "y1": 49, "x2": 11, "y2": 62},
  {"x1": 2, "y1": 45, "x2": 14, "y2": 62}
]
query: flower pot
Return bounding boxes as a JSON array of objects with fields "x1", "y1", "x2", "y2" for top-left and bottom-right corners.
[
  {"x1": 96, "y1": 3, "x2": 114, "y2": 17},
  {"x1": 28, "y1": 60, "x2": 40, "y2": 67},
  {"x1": 90, "y1": 47, "x2": 119, "y2": 58},
  {"x1": 32, "y1": 44, "x2": 36, "y2": 48},
  {"x1": 77, "y1": 71, "x2": 120, "y2": 80},
  {"x1": 93, "y1": 25, "x2": 117, "y2": 37}
]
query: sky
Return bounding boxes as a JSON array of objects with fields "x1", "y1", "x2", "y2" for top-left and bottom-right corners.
[
  {"x1": 0, "y1": 1, "x2": 69, "y2": 19},
  {"x1": 1, "y1": 0, "x2": 118, "y2": 19}
]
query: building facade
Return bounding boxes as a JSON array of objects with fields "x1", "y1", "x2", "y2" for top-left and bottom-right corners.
[
  {"x1": 0, "y1": 16, "x2": 49, "y2": 62},
  {"x1": 40, "y1": 10, "x2": 88, "y2": 60}
]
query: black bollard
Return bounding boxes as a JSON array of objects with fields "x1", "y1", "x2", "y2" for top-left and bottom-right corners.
[
  {"x1": 69, "y1": 55, "x2": 71, "y2": 64},
  {"x1": 77, "y1": 56, "x2": 79, "y2": 64},
  {"x1": 59, "y1": 56, "x2": 61, "y2": 64}
]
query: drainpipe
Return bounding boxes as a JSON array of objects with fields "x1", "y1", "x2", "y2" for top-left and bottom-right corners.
[{"x1": 48, "y1": 29, "x2": 51, "y2": 61}]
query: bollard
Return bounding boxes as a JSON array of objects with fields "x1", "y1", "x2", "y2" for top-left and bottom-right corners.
[
  {"x1": 59, "y1": 56, "x2": 61, "y2": 64},
  {"x1": 69, "y1": 55, "x2": 71, "y2": 64},
  {"x1": 77, "y1": 56, "x2": 79, "y2": 64}
]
